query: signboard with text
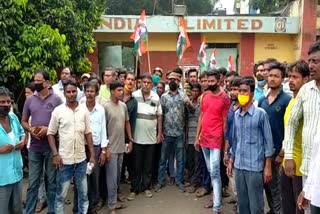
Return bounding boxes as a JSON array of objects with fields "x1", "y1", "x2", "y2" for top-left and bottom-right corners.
[{"x1": 94, "y1": 15, "x2": 299, "y2": 34}]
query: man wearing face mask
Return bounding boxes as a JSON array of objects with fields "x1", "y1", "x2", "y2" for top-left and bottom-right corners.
[
  {"x1": 21, "y1": 70, "x2": 63, "y2": 214},
  {"x1": 0, "y1": 87, "x2": 26, "y2": 214},
  {"x1": 227, "y1": 77, "x2": 274, "y2": 214},
  {"x1": 154, "y1": 71, "x2": 194, "y2": 193},
  {"x1": 194, "y1": 70, "x2": 230, "y2": 214},
  {"x1": 254, "y1": 61, "x2": 268, "y2": 103}
]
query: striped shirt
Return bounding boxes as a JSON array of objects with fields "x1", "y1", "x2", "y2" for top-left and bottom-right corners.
[
  {"x1": 133, "y1": 90, "x2": 162, "y2": 145},
  {"x1": 283, "y1": 80, "x2": 320, "y2": 175},
  {"x1": 230, "y1": 104, "x2": 274, "y2": 172},
  {"x1": 187, "y1": 102, "x2": 200, "y2": 144}
]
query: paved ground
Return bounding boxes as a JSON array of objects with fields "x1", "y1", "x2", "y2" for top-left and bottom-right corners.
[{"x1": 22, "y1": 177, "x2": 237, "y2": 214}]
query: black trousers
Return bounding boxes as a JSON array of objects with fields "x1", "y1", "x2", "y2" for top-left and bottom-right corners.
[
  {"x1": 280, "y1": 167, "x2": 303, "y2": 214},
  {"x1": 152, "y1": 143, "x2": 162, "y2": 185},
  {"x1": 131, "y1": 143, "x2": 156, "y2": 193},
  {"x1": 121, "y1": 150, "x2": 134, "y2": 182}
]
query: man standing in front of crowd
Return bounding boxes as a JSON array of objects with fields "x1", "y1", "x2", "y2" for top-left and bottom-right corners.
[
  {"x1": 227, "y1": 77, "x2": 274, "y2": 214},
  {"x1": 195, "y1": 70, "x2": 230, "y2": 214},
  {"x1": 284, "y1": 41, "x2": 320, "y2": 213},
  {"x1": 22, "y1": 70, "x2": 62, "y2": 214},
  {"x1": 83, "y1": 81, "x2": 109, "y2": 214},
  {"x1": 104, "y1": 81, "x2": 134, "y2": 214},
  {"x1": 128, "y1": 74, "x2": 162, "y2": 200},
  {"x1": 279, "y1": 60, "x2": 309, "y2": 214},
  {"x1": 155, "y1": 71, "x2": 192, "y2": 193},
  {"x1": 47, "y1": 80, "x2": 95, "y2": 214},
  {"x1": 259, "y1": 61, "x2": 291, "y2": 214}
]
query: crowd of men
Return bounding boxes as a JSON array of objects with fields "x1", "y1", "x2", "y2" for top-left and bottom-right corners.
[{"x1": 0, "y1": 40, "x2": 320, "y2": 214}]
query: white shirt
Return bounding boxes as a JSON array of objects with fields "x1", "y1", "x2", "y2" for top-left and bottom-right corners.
[
  {"x1": 284, "y1": 80, "x2": 320, "y2": 175},
  {"x1": 83, "y1": 103, "x2": 108, "y2": 147},
  {"x1": 303, "y1": 129, "x2": 320, "y2": 207}
]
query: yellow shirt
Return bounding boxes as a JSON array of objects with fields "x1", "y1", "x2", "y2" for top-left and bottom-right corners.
[
  {"x1": 283, "y1": 98, "x2": 303, "y2": 176},
  {"x1": 99, "y1": 85, "x2": 111, "y2": 100}
]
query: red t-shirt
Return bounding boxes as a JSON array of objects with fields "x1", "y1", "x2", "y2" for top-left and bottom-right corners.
[{"x1": 200, "y1": 90, "x2": 230, "y2": 149}]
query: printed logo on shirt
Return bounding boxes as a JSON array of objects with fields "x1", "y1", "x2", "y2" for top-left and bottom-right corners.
[{"x1": 276, "y1": 106, "x2": 282, "y2": 112}]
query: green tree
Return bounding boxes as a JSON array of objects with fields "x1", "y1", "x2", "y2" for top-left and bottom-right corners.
[
  {"x1": 106, "y1": 0, "x2": 212, "y2": 15},
  {"x1": 0, "y1": 0, "x2": 106, "y2": 86},
  {"x1": 250, "y1": 0, "x2": 291, "y2": 14}
]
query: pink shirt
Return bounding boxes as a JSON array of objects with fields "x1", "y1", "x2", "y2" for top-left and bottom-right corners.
[{"x1": 200, "y1": 90, "x2": 230, "y2": 149}]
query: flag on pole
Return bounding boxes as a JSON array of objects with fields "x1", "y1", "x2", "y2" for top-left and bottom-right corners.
[
  {"x1": 228, "y1": 55, "x2": 235, "y2": 71},
  {"x1": 130, "y1": 10, "x2": 148, "y2": 57},
  {"x1": 176, "y1": 17, "x2": 191, "y2": 61},
  {"x1": 197, "y1": 37, "x2": 207, "y2": 71},
  {"x1": 208, "y1": 48, "x2": 217, "y2": 69}
]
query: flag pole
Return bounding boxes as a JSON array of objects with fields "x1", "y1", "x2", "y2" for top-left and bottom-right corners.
[
  {"x1": 147, "y1": 40, "x2": 151, "y2": 74},
  {"x1": 135, "y1": 55, "x2": 138, "y2": 77}
]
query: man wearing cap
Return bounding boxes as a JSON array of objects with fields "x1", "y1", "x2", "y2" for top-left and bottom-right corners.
[
  {"x1": 153, "y1": 67, "x2": 163, "y2": 78},
  {"x1": 80, "y1": 73, "x2": 90, "y2": 91},
  {"x1": 155, "y1": 71, "x2": 194, "y2": 193}
]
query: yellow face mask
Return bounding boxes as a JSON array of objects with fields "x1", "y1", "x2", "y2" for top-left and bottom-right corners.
[
  {"x1": 238, "y1": 94, "x2": 250, "y2": 106},
  {"x1": 124, "y1": 84, "x2": 133, "y2": 92}
]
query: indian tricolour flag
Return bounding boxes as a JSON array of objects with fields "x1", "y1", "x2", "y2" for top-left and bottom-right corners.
[
  {"x1": 208, "y1": 48, "x2": 217, "y2": 69},
  {"x1": 176, "y1": 17, "x2": 191, "y2": 61},
  {"x1": 130, "y1": 10, "x2": 148, "y2": 57},
  {"x1": 228, "y1": 55, "x2": 235, "y2": 71},
  {"x1": 197, "y1": 37, "x2": 207, "y2": 71}
]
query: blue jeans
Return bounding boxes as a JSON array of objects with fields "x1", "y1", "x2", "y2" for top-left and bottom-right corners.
[
  {"x1": 25, "y1": 151, "x2": 56, "y2": 214},
  {"x1": 55, "y1": 160, "x2": 88, "y2": 214},
  {"x1": 202, "y1": 147, "x2": 221, "y2": 212},
  {"x1": 0, "y1": 180, "x2": 23, "y2": 214},
  {"x1": 158, "y1": 135, "x2": 184, "y2": 186},
  {"x1": 199, "y1": 149, "x2": 211, "y2": 191},
  {"x1": 235, "y1": 168, "x2": 264, "y2": 214}
]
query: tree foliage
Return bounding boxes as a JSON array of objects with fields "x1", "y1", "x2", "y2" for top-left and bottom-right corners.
[
  {"x1": 250, "y1": 0, "x2": 291, "y2": 14},
  {"x1": 106, "y1": 0, "x2": 213, "y2": 15},
  {"x1": 0, "y1": 0, "x2": 106, "y2": 85}
]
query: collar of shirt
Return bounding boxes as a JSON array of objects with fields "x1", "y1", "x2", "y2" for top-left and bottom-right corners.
[
  {"x1": 309, "y1": 80, "x2": 320, "y2": 92},
  {"x1": 265, "y1": 86, "x2": 284, "y2": 101},
  {"x1": 168, "y1": 90, "x2": 181, "y2": 97},
  {"x1": 64, "y1": 102, "x2": 80, "y2": 111},
  {"x1": 87, "y1": 104, "x2": 99, "y2": 114},
  {"x1": 57, "y1": 80, "x2": 63, "y2": 90},
  {"x1": 140, "y1": 90, "x2": 154, "y2": 101},
  {"x1": 34, "y1": 88, "x2": 54, "y2": 98},
  {"x1": 237, "y1": 104, "x2": 255, "y2": 117}
]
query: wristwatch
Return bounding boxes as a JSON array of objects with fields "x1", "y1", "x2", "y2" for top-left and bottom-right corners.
[{"x1": 101, "y1": 150, "x2": 107, "y2": 155}]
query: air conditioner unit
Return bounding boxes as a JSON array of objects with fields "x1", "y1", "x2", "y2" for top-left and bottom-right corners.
[{"x1": 174, "y1": 4, "x2": 187, "y2": 16}]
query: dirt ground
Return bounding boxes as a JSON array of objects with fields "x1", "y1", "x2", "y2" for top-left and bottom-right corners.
[{"x1": 22, "y1": 177, "x2": 238, "y2": 214}]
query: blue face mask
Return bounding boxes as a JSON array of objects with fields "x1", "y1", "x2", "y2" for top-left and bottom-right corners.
[{"x1": 257, "y1": 80, "x2": 266, "y2": 87}]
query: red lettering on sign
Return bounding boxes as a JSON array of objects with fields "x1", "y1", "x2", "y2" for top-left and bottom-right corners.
[
  {"x1": 224, "y1": 19, "x2": 234, "y2": 30},
  {"x1": 114, "y1": 18, "x2": 125, "y2": 29},
  {"x1": 203, "y1": 19, "x2": 215, "y2": 30},
  {"x1": 237, "y1": 19, "x2": 248, "y2": 30},
  {"x1": 252, "y1": 19, "x2": 262, "y2": 30}
]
